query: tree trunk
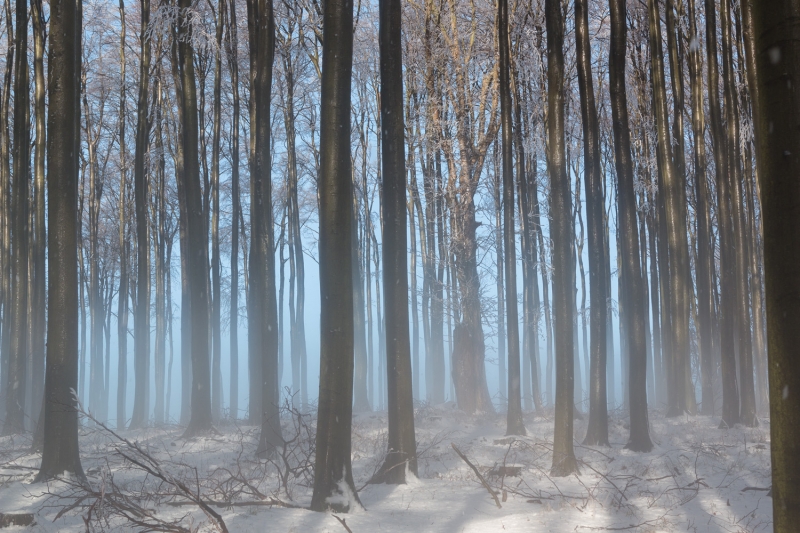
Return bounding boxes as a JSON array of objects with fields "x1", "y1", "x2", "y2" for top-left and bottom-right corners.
[
  {"x1": 35, "y1": 0, "x2": 84, "y2": 480},
  {"x1": 751, "y1": 0, "x2": 800, "y2": 527},
  {"x1": 498, "y1": 0, "x2": 524, "y2": 436},
  {"x1": 546, "y1": 0, "x2": 578, "y2": 476},
  {"x1": 116, "y1": 0, "x2": 129, "y2": 430},
  {"x1": 705, "y1": 0, "x2": 739, "y2": 428},
  {"x1": 576, "y1": 0, "x2": 608, "y2": 447},
  {"x1": 130, "y1": 0, "x2": 151, "y2": 430},
  {"x1": 748, "y1": 1, "x2": 791, "y2": 528},
  {"x1": 2, "y1": 0, "x2": 30, "y2": 435},
  {"x1": 227, "y1": 0, "x2": 241, "y2": 420},
  {"x1": 375, "y1": 0, "x2": 418, "y2": 481},
  {"x1": 310, "y1": 0, "x2": 361, "y2": 511},
  {"x1": 210, "y1": 0, "x2": 224, "y2": 423},
  {"x1": 30, "y1": 0, "x2": 46, "y2": 431},
  {"x1": 179, "y1": 0, "x2": 214, "y2": 438},
  {"x1": 609, "y1": 0, "x2": 652, "y2": 452},
  {"x1": 648, "y1": 0, "x2": 692, "y2": 418}
]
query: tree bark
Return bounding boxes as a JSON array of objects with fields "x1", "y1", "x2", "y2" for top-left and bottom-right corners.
[
  {"x1": 310, "y1": 0, "x2": 361, "y2": 511},
  {"x1": 498, "y1": 0, "x2": 524, "y2": 436},
  {"x1": 30, "y1": 0, "x2": 47, "y2": 431},
  {"x1": 130, "y1": 0, "x2": 151, "y2": 430},
  {"x1": 546, "y1": 0, "x2": 578, "y2": 477},
  {"x1": 179, "y1": 0, "x2": 214, "y2": 438},
  {"x1": 2, "y1": 0, "x2": 30, "y2": 435},
  {"x1": 609, "y1": 0, "x2": 652, "y2": 452},
  {"x1": 576, "y1": 0, "x2": 608, "y2": 447},
  {"x1": 751, "y1": 0, "x2": 800, "y2": 527},
  {"x1": 35, "y1": 0, "x2": 84, "y2": 480}
]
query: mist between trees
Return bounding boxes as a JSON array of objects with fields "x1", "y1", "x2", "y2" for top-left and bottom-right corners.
[{"x1": 0, "y1": 0, "x2": 797, "y2": 527}]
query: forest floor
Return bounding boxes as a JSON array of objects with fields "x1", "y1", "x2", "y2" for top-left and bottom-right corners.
[{"x1": 0, "y1": 400, "x2": 773, "y2": 532}]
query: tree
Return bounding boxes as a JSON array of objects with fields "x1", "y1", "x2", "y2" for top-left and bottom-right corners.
[
  {"x1": 116, "y1": 0, "x2": 130, "y2": 430},
  {"x1": 704, "y1": 0, "x2": 739, "y2": 428},
  {"x1": 227, "y1": 0, "x2": 242, "y2": 421},
  {"x1": 576, "y1": 0, "x2": 608, "y2": 447},
  {"x1": 647, "y1": 0, "x2": 691, "y2": 418},
  {"x1": 178, "y1": 0, "x2": 214, "y2": 438},
  {"x1": 246, "y1": 0, "x2": 282, "y2": 457},
  {"x1": 546, "y1": 0, "x2": 578, "y2": 477},
  {"x1": 130, "y1": 0, "x2": 152, "y2": 430},
  {"x1": 30, "y1": 0, "x2": 47, "y2": 432},
  {"x1": 35, "y1": 0, "x2": 84, "y2": 481},
  {"x1": 608, "y1": 0, "x2": 652, "y2": 452},
  {"x1": 310, "y1": 0, "x2": 362, "y2": 511},
  {"x1": 752, "y1": 1, "x2": 800, "y2": 528},
  {"x1": 1, "y1": 0, "x2": 30, "y2": 436},
  {"x1": 499, "y1": 0, "x2": 525, "y2": 437},
  {"x1": 375, "y1": 0, "x2": 418, "y2": 483}
]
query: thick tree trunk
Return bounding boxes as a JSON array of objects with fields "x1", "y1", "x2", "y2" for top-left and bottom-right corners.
[
  {"x1": 179, "y1": 0, "x2": 214, "y2": 438},
  {"x1": 751, "y1": 1, "x2": 800, "y2": 527},
  {"x1": 310, "y1": 0, "x2": 361, "y2": 511},
  {"x1": 609, "y1": 0, "x2": 652, "y2": 452},
  {"x1": 246, "y1": 0, "x2": 282, "y2": 455},
  {"x1": 375, "y1": 0, "x2": 418, "y2": 480},
  {"x1": 35, "y1": 0, "x2": 84, "y2": 480}
]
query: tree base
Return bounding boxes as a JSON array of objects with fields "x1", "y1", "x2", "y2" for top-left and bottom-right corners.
[
  {"x1": 550, "y1": 454, "x2": 580, "y2": 477},
  {"x1": 624, "y1": 436, "x2": 653, "y2": 453},
  {"x1": 181, "y1": 422, "x2": 219, "y2": 440},
  {"x1": 582, "y1": 433, "x2": 610, "y2": 447}
]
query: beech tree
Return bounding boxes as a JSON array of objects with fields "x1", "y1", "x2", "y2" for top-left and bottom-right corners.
[{"x1": 35, "y1": 0, "x2": 84, "y2": 481}]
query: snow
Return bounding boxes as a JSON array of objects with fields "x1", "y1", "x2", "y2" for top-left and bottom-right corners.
[{"x1": 0, "y1": 405, "x2": 773, "y2": 532}]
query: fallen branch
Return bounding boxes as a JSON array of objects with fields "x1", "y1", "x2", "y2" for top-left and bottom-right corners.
[
  {"x1": 332, "y1": 513, "x2": 354, "y2": 533},
  {"x1": 451, "y1": 443, "x2": 502, "y2": 509},
  {"x1": 165, "y1": 498, "x2": 305, "y2": 509},
  {"x1": 741, "y1": 486, "x2": 771, "y2": 492}
]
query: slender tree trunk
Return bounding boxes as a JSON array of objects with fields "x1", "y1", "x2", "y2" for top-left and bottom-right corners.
[
  {"x1": 546, "y1": 0, "x2": 578, "y2": 476},
  {"x1": 705, "y1": 0, "x2": 739, "y2": 428},
  {"x1": 30, "y1": 0, "x2": 46, "y2": 431},
  {"x1": 154, "y1": 86, "x2": 166, "y2": 425},
  {"x1": 498, "y1": 0, "x2": 524, "y2": 436},
  {"x1": 609, "y1": 0, "x2": 652, "y2": 451},
  {"x1": 116, "y1": 0, "x2": 129, "y2": 430},
  {"x1": 576, "y1": 0, "x2": 608, "y2": 447},
  {"x1": 2, "y1": 0, "x2": 30, "y2": 435},
  {"x1": 721, "y1": 0, "x2": 757, "y2": 427},
  {"x1": 686, "y1": 0, "x2": 714, "y2": 416},
  {"x1": 130, "y1": 0, "x2": 151, "y2": 430},
  {"x1": 227, "y1": 0, "x2": 241, "y2": 420},
  {"x1": 493, "y1": 150, "x2": 507, "y2": 402},
  {"x1": 648, "y1": 0, "x2": 692, "y2": 417},
  {"x1": 210, "y1": 0, "x2": 224, "y2": 422}
]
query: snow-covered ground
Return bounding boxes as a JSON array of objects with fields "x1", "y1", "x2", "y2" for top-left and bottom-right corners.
[{"x1": 0, "y1": 404, "x2": 773, "y2": 532}]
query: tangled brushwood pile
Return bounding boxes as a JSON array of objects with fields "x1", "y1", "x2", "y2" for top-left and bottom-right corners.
[{"x1": 0, "y1": 401, "x2": 773, "y2": 532}]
